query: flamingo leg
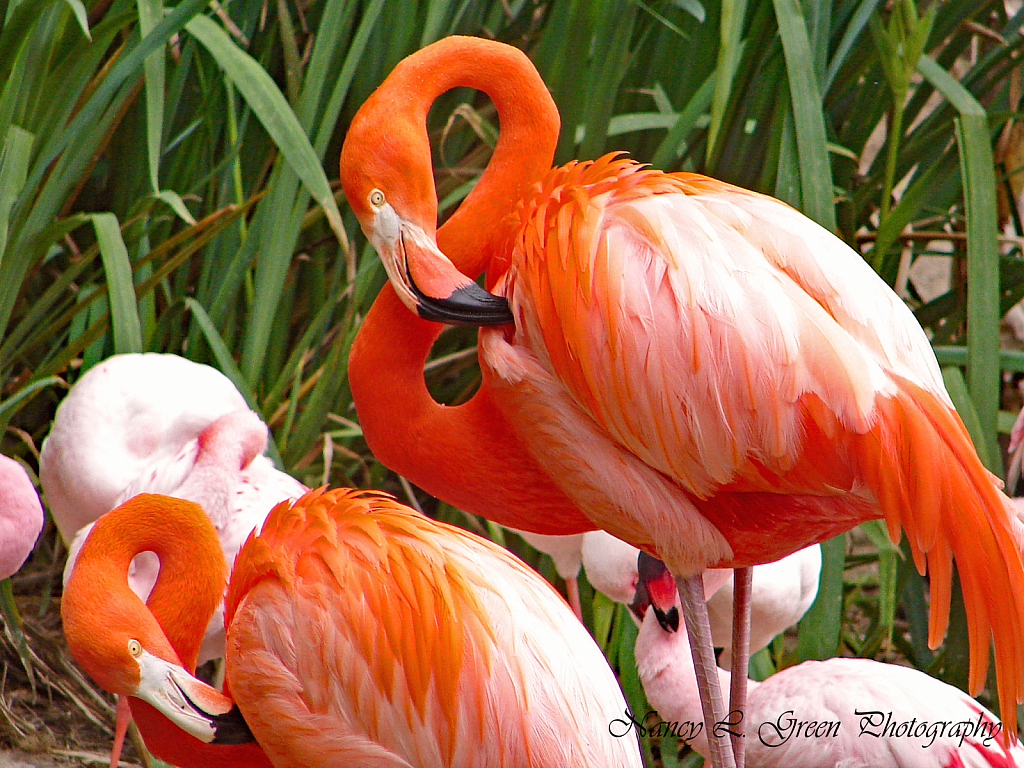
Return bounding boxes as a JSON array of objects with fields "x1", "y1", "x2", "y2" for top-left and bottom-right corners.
[
  {"x1": 677, "y1": 574, "x2": 736, "y2": 768},
  {"x1": 108, "y1": 696, "x2": 131, "y2": 768},
  {"x1": 729, "y1": 567, "x2": 752, "y2": 768},
  {"x1": 564, "y1": 576, "x2": 583, "y2": 622}
]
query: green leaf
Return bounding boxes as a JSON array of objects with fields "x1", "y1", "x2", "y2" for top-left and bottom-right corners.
[
  {"x1": 0, "y1": 125, "x2": 33, "y2": 266},
  {"x1": 185, "y1": 14, "x2": 349, "y2": 264},
  {"x1": 153, "y1": 190, "x2": 196, "y2": 225},
  {"x1": 92, "y1": 213, "x2": 142, "y2": 355},
  {"x1": 797, "y1": 533, "x2": 846, "y2": 661},
  {"x1": 918, "y1": 55, "x2": 1000, "y2": 470},
  {"x1": 137, "y1": 0, "x2": 165, "y2": 194},
  {"x1": 706, "y1": 0, "x2": 748, "y2": 162},
  {"x1": 62, "y1": 0, "x2": 91, "y2": 39},
  {"x1": 772, "y1": 0, "x2": 836, "y2": 230}
]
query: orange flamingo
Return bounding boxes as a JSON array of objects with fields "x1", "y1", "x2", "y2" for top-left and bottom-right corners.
[
  {"x1": 63, "y1": 489, "x2": 644, "y2": 767},
  {"x1": 339, "y1": 35, "x2": 1024, "y2": 768}
]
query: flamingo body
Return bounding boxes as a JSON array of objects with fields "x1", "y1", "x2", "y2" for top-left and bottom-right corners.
[
  {"x1": 64, "y1": 489, "x2": 643, "y2": 768},
  {"x1": 0, "y1": 456, "x2": 44, "y2": 579},
  {"x1": 44, "y1": 353, "x2": 306, "y2": 663},
  {"x1": 226, "y1": 488, "x2": 641, "y2": 768},
  {"x1": 41, "y1": 353, "x2": 250, "y2": 543},
  {"x1": 635, "y1": 607, "x2": 1022, "y2": 768}
]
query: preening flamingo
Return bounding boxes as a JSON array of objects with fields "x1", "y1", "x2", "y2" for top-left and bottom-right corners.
[
  {"x1": 339, "y1": 35, "x2": 1024, "y2": 767},
  {"x1": 582, "y1": 531, "x2": 820, "y2": 669},
  {"x1": 63, "y1": 489, "x2": 644, "y2": 768},
  {"x1": 41, "y1": 353, "x2": 307, "y2": 663},
  {"x1": 632, "y1": 554, "x2": 1023, "y2": 768}
]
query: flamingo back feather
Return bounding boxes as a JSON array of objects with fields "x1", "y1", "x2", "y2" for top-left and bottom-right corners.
[{"x1": 225, "y1": 487, "x2": 642, "y2": 767}]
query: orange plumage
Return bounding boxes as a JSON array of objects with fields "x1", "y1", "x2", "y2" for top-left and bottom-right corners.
[
  {"x1": 222, "y1": 487, "x2": 645, "y2": 767},
  {"x1": 65, "y1": 487, "x2": 644, "y2": 767}
]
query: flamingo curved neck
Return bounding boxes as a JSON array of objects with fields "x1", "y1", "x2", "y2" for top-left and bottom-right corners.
[
  {"x1": 73, "y1": 499, "x2": 223, "y2": 669},
  {"x1": 349, "y1": 39, "x2": 590, "y2": 535},
  {"x1": 379, "y1": 35, "x2": 560, "y2": 276},
  {"x1": 65, "y1": 496, "x2": 269, "y2": 768}
]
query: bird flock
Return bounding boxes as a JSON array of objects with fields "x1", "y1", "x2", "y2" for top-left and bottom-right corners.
[{"x1": 1, "y1": 33, "x2": 1022, "y2": 768}]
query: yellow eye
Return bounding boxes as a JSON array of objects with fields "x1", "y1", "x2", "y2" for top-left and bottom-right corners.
[
  {"x1": 369, "y1": 189, "x2": 385, "y2": 207},
  {"x1": 127, "y1": 639, "x2": 142, "y2": 657}
]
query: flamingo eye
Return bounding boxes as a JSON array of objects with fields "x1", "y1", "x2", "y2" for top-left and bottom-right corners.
[
  {"x1": 127, "y1": 639, "x2": 142, "y2": 657},
  {"x1": 369, "y1": 189, "x2": 385, "y2": 207}
]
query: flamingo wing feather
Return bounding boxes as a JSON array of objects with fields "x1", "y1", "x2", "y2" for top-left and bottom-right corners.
[{"x1": 486, "y1": 156, "x2": 1024, "y2": 726}]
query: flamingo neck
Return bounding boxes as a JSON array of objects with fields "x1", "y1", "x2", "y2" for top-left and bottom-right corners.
[
  {"x1": 71, "y1": 496, "x2": 224, "y2": 668},
  {"x1": 378, "y1": 35, "x2": 560, "y2": 277},
  {"x1": 348, "y1": 40, "x2": 588, "y2": 535},
  {"x1": 635, "y1": 610, "x2": 759, "y2": 751},
  {"x1": 349, "y1": 288, "x2": 591, "y2": 535}
]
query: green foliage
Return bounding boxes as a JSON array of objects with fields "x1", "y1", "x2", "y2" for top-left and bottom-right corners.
[{"x1": 3, "y1": 0, "x2": 1023, "y2": 764}]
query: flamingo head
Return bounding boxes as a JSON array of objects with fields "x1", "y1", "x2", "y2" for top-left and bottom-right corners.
[
  {"x1": 339, "y1": 77, "x2": 512, "y2": 327},
  {"x1": 632, "y1": 551, "x2": 680, "y2": 632},
  {"x1": 63, "y1": 580, "x2": 250, "y2": 744}
]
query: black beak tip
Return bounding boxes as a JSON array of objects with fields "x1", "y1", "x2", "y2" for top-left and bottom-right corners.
[
  {"x1": 211, "y1": 703, "x2": 256, "y2": 745},
  {"x1": 654, "y1": 604, "x2": 680, "y2": 633},
  {"x1": 415, "y1": 282, "x2": 514, "y2": 327}
]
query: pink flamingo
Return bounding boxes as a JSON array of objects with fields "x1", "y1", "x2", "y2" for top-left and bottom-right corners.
[
  {"x1": 0, "y1": 455, "x2": 44, "y2": 581},
  {"x1": 41, "y1": 353, "x2": 306, "y2": 663},
  {"x1": 339, "y1": 36, "x2": 1024, "y2": 767},
  {"x1": 63, "y1": 489, "x2": 644, "y2": 767},
  {"x1": 582, "y1": 531, "x2": 820, "y2": 669},
  {"x1": 0, "y1": 454, "x2": 45, "y2": 661},
  {"x1": 632, "y1": 553, "x2": 1023, "y2": 767}
]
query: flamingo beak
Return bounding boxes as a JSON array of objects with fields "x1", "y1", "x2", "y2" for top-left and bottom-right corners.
[
  {"x1": 635, "y1": 551, "x2": 681, "y2": 632},
  {"x1": 367, "y1": 202, "x2": 513, "y2": 326},
  {"x1": 132, "y1": 649, "x2": 253, "y2": 745}
]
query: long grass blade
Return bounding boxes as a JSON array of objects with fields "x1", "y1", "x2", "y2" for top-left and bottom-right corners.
[
  {"x1": 0, "y1": 125, "x2": 33, "y2": 265},
  {"x1": 92, "y1": 213, "x2": 143, "y2": 355},
  {"x1": 772, "y1": 0, "x2": 836, "y2": 230},
  {"x1": 184, "y1": 14, "x2": 349, "y2": 263},
  {"x1": 918, "y1": 55, "x2": 1000, "y2": 469}
]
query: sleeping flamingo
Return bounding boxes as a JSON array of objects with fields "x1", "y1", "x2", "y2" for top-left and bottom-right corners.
[
  {"x1": 41, "y1": 353, "x2": 253, "y2": 543},
  {"x1": 339, "y1": 36, "x2": 1024, "y2": 767},
  {"x1": 41, "y1": 353, "x2": 307, "y2": 663},
  {"x1": 62, "y1": 489, "x2": 644, "y2": 767},
  {"x1": 632, "y1": 553, "x2": 1023, "y2": 767}
]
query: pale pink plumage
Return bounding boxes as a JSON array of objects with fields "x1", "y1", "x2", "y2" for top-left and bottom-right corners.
[
  {"x1": 0, "y1": 455, "x2": 44, "y2": 579},
  {"x1": 43, "y1": 353, "x2": 306, "y2": 663},
  {"x1": 41, "y1": 353, "x2": 252, "y2": 543},
  {"x1": 580, "y1": 530, "x2": 820, "y2": 664},
  {"x1": 635, "y1": 605, "x2": 1021, "y2": 768},
  {"x1": 706, "y1": 546, "x2": 821, "y2": 670}
]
